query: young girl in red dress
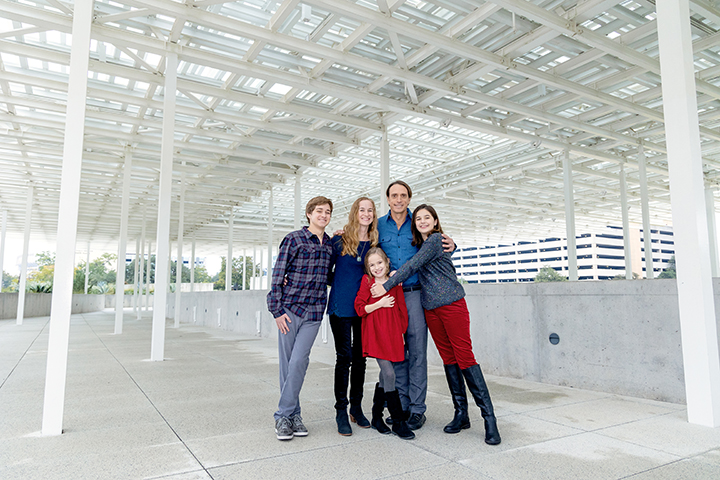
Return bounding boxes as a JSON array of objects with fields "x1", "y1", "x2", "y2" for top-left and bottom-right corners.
[{"x1": 354, "y1": 247, "x2": 414, "y2": 440}]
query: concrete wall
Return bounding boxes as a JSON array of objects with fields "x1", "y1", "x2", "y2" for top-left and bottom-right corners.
[
  {"x1": 0, "y1": 293, "x2": 106, "y2": 319},
  {"x1": 165, "y1": 279, "x2": 720, "y2": 404},
  {"x1": 105, "y1": 294, "x2": 154, "y2": 308}
]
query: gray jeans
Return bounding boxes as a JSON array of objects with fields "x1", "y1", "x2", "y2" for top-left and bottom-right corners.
[
  {"x1": 393, "y1": 290, "x2": 428, "y2": 414},
  {"x1": 274, "y1": 309, "x2": 321, "y2": 420}
]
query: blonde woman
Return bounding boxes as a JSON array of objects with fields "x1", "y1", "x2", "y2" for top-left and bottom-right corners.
[{"x1": 327, "y1": 197, "x2": 378, "y2": 436}]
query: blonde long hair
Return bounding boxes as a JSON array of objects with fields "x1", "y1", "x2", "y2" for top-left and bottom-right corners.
[{"x1": 341, "y1": 197, "x2": 379, "y2": 257}]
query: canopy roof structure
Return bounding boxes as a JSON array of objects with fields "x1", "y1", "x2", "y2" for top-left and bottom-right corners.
[{"x1": 0, "y1": 0, "x2": 716, "y2": 253}]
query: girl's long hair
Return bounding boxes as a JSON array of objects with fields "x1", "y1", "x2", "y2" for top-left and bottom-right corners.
[
  {"x1": 364, "y1": 247, "x2": 390, "y2": 280},
  {"x1": 342, "y1": 197, "x2": 379, "y2": 257},
  {"x1": 411, "y1": 204, "x2": 444, "y2": 247}
]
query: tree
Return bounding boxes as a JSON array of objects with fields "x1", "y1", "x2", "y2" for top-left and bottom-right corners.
[
  {"x1": 2, "y1": 271, "x2": 19, "y2": 292},
  {"x1": 534, "y1": 265, "x2": 568, "y2": 282},
  {"x1": 214, "y1": 256, "x2": 261, "y2": 290},
  {"x1": 73, "y1": 253, "x2": 118, "y2": 293},
  {"x1": 611, "y1": 272, "x2": 641, "y2": 280},
  {"x1": 36, "y1": 251, "x2": 55, "y2": 267},
  {"x1": 658, "y1": 255, "x2": 677, "y2": 279}
]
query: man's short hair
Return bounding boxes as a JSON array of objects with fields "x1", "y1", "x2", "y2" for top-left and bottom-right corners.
[
  {"x1": 305, "y1": 196, "x2": 333, "y2": 223},
  {"x1": 386, "y1": 180, "x2": 412, "y2": 199}
]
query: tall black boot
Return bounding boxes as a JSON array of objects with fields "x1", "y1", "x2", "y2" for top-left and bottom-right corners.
[
  {"x1": 462, "y1": 364, "x2": 501, "y2": 445},
  {"x1": 443, "y1": 364, "x2": 470, "y2": 434},
  {"x1": 386, "y1": 389, "x2": 415, "y2": 440},
  {"x1": 371, "y1": 383, "x2": 390, "y2": 435}
]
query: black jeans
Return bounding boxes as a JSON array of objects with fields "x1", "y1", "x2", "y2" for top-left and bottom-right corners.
[{"x1": 329, "y1": 314, "x2": 367, "y2": 410}]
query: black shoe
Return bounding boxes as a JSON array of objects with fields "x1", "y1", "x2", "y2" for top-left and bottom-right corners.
[
  {"x1": 407, "y1": 413, "x2": 426, "y2": 431},
  {"x1": 443, "y1": 363, "x2": 470, "y2": 434},
  {"x1": 336, "y1": 409, "x2": 352, "y2": 436},
  {"x1": 462, "y1": 364, "x2": 501, "y2": 445},
  {"x1": 371, "y1": 383, "x2": 391, "y2": 435},
  {"x1": 349, "y1": 404, "x2": 370, "y2": 428},
  {"x1": 386, "y1": 409, "x2": 409, "y2": 425},
  {"x1": 386, "y1": 390, "x2": 415, "y2": 440}
]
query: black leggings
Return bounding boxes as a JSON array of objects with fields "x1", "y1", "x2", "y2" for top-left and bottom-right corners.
[{"x1": 329, "y1": 315, "x2": 367, "y2": 409}]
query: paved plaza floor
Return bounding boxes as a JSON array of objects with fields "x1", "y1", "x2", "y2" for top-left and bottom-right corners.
[{"x1": 2, "y1": 310, "x2": 720, "y2": 479}]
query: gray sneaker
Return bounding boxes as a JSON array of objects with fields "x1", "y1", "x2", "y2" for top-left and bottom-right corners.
[
  {"x1": 275, "y1": 417, "x2": 293, "y2": 441},
  {"x1": 290, "y1": 414, "x2": 308, "y2": 437}
]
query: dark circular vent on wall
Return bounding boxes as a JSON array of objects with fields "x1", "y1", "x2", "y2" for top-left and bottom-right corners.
[{"x1": 549, "y1": 333, "x2": 560, "y2": 345}]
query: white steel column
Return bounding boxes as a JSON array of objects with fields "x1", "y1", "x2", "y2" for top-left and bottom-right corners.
[
  {"x1": 252, "y1": 245, "x2": 257, "y2": 290},
  {"x1": 174, "y1": 172, "x2": 185, "y2": 328},
  {"x1": 705, "y1": 188, "x2": 719, "y2": 277},
  {"x1": 267, "y1": 188, "x2": 274, "y2": 284},
  {"x1": 133, "y1": 237, "x2": 140, "y2": 314},
  {"x1": 620, "y1": 164, "x2": 633, "y2": 279},
  {"x1": 115, "y1": 148, "x2": 133, "y2": 334},
  {"x1": 84, "y1": 244, "x2": 89, "y2": 294},
  {"x1": 295, "y1": 174, "x2": 302, "y2": 229},
  {"x1": 16, "y1": 184, "x2": 34, "y2": 325},
  {"x1": 380, "y1": 127, "x2": 390, "y2": 217},
  {"x1": 657, "y1": 0, "x2": 720, "y2": 427},
  {"x1": 41, "y1": 0, "x2": 93, "y2": 436},
  {"x1": 0, "y1": 210, "x2": 6, "y2": 289},
  {"x1": 190, "y1": 233, "x2": 195, "y2": 292},
  {"x1": 241, "y1": 249, "x2": 246, "y2": 291},
  {"x1": 145, "y1": 242, "x2": 151, "y2": 311},
  {"x1": 151, "y1": 51, "x2": 178, "y2": 362},
  {"x1": 638, "y1": 146, "x2": 654, "y2": 279},
  {"x1": 562, "y1": 151, "x2": 578, "y2": 281},
  {"x1": 226, "y1": 210, "x2": 233, "y2": 291}
]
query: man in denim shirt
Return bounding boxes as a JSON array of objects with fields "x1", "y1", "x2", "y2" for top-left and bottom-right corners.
[
  {"x1": 267, "y1": 196, "x2": 333, "y2": 441},
  {"x1": 378, "y1": 181, "x2": 455, "y2": 430}
]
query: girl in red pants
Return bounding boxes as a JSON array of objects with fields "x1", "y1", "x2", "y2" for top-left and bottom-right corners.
[{"x1": 370, "y1": 205, "x2": 501, "y2": 445}]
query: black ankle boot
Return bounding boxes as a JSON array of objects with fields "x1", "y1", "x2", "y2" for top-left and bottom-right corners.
[
  {"x1": 371, "y1": 383, "x2": 390, "y2": 435},
  {"x1": 386, "y1": 389, "x2": 415, "y2": 440},
  {"x1": 336, "y1": 409, "x2": 352, "y2": 436},
  {"x1": 443, "y1": 364, "x2": 470, "y2": 434},
  {"x1": 462, "y1": 364, "x2": 501, "y2": 445},
  {"x1": 349, "y1": 404, "x2": 370, "y2": 428}
]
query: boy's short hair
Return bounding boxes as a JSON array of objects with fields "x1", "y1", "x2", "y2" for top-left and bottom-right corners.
[
  {"x1": 305, "y1": 196, "x2": 333, "y2": 222},
  {"x1": 386, "y1": 180, "x2": 412, "y2": 199}
]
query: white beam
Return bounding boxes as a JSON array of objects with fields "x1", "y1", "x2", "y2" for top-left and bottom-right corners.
[
  {"x1": 267, "y1": 187, "x2": 274, "y2": 285},
  {"x1": 380, "y1": 126, "x2": 390, "y2": 217},
  {"x1": 16, "y1": 184, "x2": 33, "y2": 325},
  {"x1": 0, "y1": 210, "x2": 6, "y2": 289},
  {"x1": 706, "y1": 188, "x2": 719, "y2": 277},
  {"x1": 150, "y1": 51, "x2": 178, "y2": 362},
  {"x1": 41, "y1": 0, "x2": 93, "y2": 436},
  {"x1": 174, "y1": 170, "x2": 185, "y2": 328},
  {"x1": 657, "y1": 0, "x2": 720, "y2": 427},
  {"x1": 563, "y1": 151, "x2": 578, "y2": 281},
  {"x1": 620, "y1": 164, "x2": 633, "y2": 279},
  {"x1": 115, "y1": 148, "x2": 133, "y2": 334},
  {"x1": 226, "y1": 208, "x2": 233, "y2": 291},
  {"x1": 638, "y1": 146, "x2": 654, "y2": 279}
]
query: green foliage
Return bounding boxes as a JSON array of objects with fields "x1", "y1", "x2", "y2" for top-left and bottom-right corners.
[
  {"x1": 36, "y1": 251, "x2": 55, "y2": 267},
  {"x1": 658, "y1": 255, "x2": 677, "y2": 279},
  {"x1": 73, "y1": 253, "x2": 118, "y2": 293},
  {"x1": 28, "y1": 281, "x2": 52, "y2": 293},
  {"x1": 611, "y1": 272, "x2": 641, "y2": 280},
  {"x1": 214, "y1": 256, "x2": 260, "y2": 290},
  {"x1": 2, "y1": 271, "x2": 19, "y2": 292},
  {"x1": 534, "y1": 265, "x2": 568, "y2": 283},
  {"x1": 90, "y1": 282, "x2": 112, "y2": 294}
]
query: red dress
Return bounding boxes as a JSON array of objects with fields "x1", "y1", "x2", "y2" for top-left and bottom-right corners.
[{"x1": 354, "y1": 276, "x2": 408, "y2": 362}]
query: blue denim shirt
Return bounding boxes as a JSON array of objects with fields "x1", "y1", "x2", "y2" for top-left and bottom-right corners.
[{"x1": 377, "y1": 209, "x2": 420, "y2": 287}]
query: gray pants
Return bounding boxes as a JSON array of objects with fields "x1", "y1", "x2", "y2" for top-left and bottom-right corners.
[
  {"x1": 274, "y1": 309, "x2": 321, "y2": 420},
  {"x1": 393, "y1": 290, "x2": 428, "y2": 414}
]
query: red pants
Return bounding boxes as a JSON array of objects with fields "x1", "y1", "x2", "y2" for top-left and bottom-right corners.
[{"x1": 425, "y1": 298, "x2": 477, "y2": 370}]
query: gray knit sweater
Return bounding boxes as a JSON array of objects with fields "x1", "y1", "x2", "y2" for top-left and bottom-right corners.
[{"x1": 382, "y1": 233, "x2": 465, "y2": 310}]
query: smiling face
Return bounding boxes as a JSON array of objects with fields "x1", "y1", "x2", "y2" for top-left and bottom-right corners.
[
  {"x1": 357, "y1": 199, "x2": 375, "y2": 227},
  {"x1": 367, "y1": 253, "x2": 388, "y2": 279},
  {"x1": 307, "y1": 203, "x2": 332, "y2": 232},
  {"x1": 414, "y1": 208, "x2": 437, "y2": 238},
  {"x1": 387, "y1": 184, "x2": 411, "y2": 216}
]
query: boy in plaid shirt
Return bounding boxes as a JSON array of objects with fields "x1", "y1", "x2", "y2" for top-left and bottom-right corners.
[{"x1": 267, "y1": 196, "x2": 333, "y2": 440}]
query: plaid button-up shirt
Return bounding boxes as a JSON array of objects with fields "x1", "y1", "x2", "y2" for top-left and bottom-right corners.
[{"x1": 267, "y1": 226, "x2": 332, "y2": 321}]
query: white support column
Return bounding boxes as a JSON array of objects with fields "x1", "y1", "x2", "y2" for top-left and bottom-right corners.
[
  {"x1": 167, "y1": 241, "x2": 172, "y2": 290},
  {"x1": 190, "y1": 233, "x2": 195, "y2": 292},
  {"x1": 16, "y1": 184, "x2": 34, "y2": 325},
  {"x1": 638, "y1": 146, "x2": 654, "y2": 279},
  {"x1": 41, "y1": 0, "x2": 93, "y2": 436},
  {"x1": 151, "y1": 51, "x2": 178, "y2": 362},
  {"x1": 260, "y1": 248, "x2": 265, "y2": 289},
  {"x1": 115, "y1": 148, "x2": 133, "y2": 334},
  {"x1": 267, "y1": 188, "x2": 274, "y2": 285},
  {"x1": 380, "y1": 127, "x2": 390, "y2": 217},
  {"x1": 133, "y1": 237, "x2": 140, "y2": 314},
  {"x1": 620, "y1": 164, "x2": 633, "y2": 279},
  {"x1": 241, "y1": 249, "x2": 246, "y2": 291},
  {"x1": 657, "y1": 0, "x2": 720, "y2": 427},
  {"x1": 294, "y1": 174, "x2": 302, "y2": 230},
  {"x1": 145, "y1": 241, "x2": 151, "y2": 311},
  {"x1": 252, "y1": 245, "x2": 257, "y2": 290},
  {"x1": 227, "y1": 209, "x2": 233, "y2": 291},
  {"x1": 84, "y1": 244, "x2": 90, "y2": 294},
  {"x1": 174, "y1": 171, "x2": 185, "y2": 328},
  {"x1": 0, "y1": 210, "x2": 6, "y2": 289},
  {"x1": 705, "y1": 188, "x2": 719, "y2": 277},
  {"x1": 562, "y1": 151, "x2": 578, "y2": 281}
]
